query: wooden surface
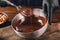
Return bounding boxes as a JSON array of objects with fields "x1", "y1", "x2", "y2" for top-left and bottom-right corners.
[
  {"x1": 0, "y1": 7, "x2": 18, "y2": 21},
  {"x1": 0, "y1": 23, "x2": 60, "y2": 40},
  {"x1": 0, "y1": 6, "x2": 60, "y2": 40},
  {"x1": 0, "y1": 6, "x2": 60, "y2": 22}
]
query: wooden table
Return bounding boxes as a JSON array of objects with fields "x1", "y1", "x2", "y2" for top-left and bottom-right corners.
[
  {"x1": 0, "y1": 6, "x2": 60, "y2": 40},
  {"x1": 0, "y1": 23, "x2": 60, "y2": 40},
  {"x1": 0, "y1": 6, "x2": 60, "y2": 22}
]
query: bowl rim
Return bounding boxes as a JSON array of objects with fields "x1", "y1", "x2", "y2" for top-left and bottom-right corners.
[{"x1": 11, "y1": 9, "x2": 48, "y2": 34}]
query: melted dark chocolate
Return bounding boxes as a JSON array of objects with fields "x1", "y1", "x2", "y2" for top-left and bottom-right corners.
[{"x1": 14, "y1": 15, "x2": 47, "y2": 33}]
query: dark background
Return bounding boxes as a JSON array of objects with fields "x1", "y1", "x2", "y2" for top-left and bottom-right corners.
[
  {"x1": 0, "y1": 0, "x2": 60, "y2": 7},
  {"x1": 10, "y1": 0, "x2": 42, "y2": 6},
  {"x1": 0, "y1": 0, "x2": 42, "y2": 7},
  {"x1": 59, "y1": 0, "x2": 60, "y2": 5}
]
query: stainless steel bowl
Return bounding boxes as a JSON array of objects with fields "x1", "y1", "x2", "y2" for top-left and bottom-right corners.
[{"x1": 11, "y1": 9, "x2": 48, "y2": 38}]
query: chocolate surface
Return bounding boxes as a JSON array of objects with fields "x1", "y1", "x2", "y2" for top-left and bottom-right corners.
[{"x1": 14, "y1": 15, "x2": 47, "y2": 33}]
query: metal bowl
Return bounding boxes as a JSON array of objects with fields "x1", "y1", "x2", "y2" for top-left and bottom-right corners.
[{"x1": 11, "y1": 9, "x2": 48, "y2": 38}]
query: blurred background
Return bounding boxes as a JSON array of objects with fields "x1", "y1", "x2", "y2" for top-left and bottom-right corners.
[
  {"x1": 0, "y1": 0, "x2": 60, "y2": 40},
  {"x1": 0, "y1": 0, "x2": 60, "y2": 22},
  {"x1": 0, "y1": 0, "x2": 60, "y2": 6}
]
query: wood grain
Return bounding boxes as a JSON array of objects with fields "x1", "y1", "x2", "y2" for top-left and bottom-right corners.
[
  {"x1": 0, "y1": 23, "x2": 60, "y2": 40},
  {"x1": 0, "y1": 6, "x2": 60, "y2": 22},
  {"x1": 0, "y1": 7, "x2": 60, "y2": 22},
  {"x1": 0, "y1": 7, "x2": 18, "y2": 21},
  {"x1": 52, "y1": 7, "x2": 60, "y2": 23}
]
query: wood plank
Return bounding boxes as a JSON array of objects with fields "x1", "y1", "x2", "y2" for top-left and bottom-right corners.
[{"x1": 0, "y1": 6, "x2": 60, "y2": 22}]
